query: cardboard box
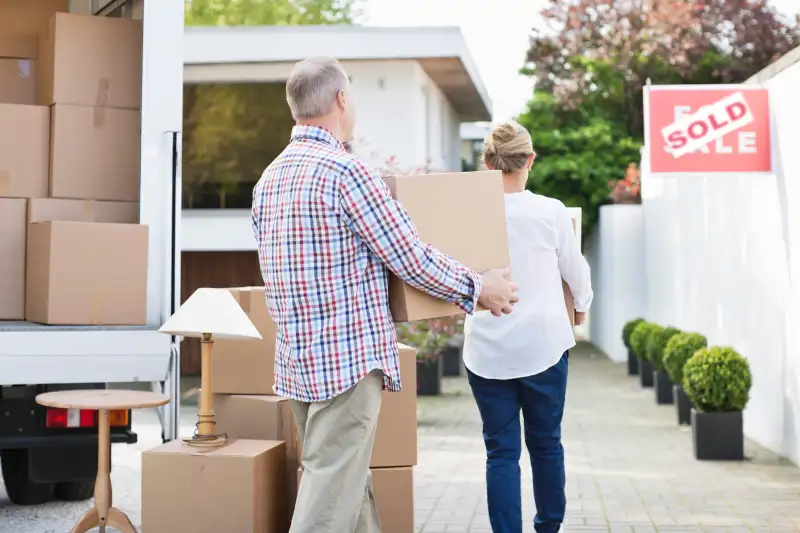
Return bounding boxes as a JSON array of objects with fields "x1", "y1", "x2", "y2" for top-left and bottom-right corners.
[
  {"x1": 0, "y1": 59, "x2": 36, "y2": 105},
  {"x1": 0, "y1": 198, "x2": 27, "y2": 319},
  {"x1": 226, "y1": 343, "x2": 418, "y2": 477},
  {"x1": 142, "y1": 439, "x2": 286, "y2": 533},
  {"x1": 0, "y1": 103, "x2": 49, "y2": 198},
  {"x1": 212, "y1": 287, "x2": 277, "y2": 395},
  {"x1": 50, "y1": 104, "x2": 141, "y2": 202},
  {"x1": 563, "y1": 208, "x2": 583, "y2": 326},
  {"x1": 370, "y1": 343, "x2": 417, "y2": 467},
  {"x1": 25, "y1": 221, "x2": 148, "y2": 325},
  {"x1": 213, "y1": 395, "x2": 298, "y2": 531},
  {"x1": 28, "y1": 198, "x2": 139, "y2": 224},
  {"x1": 0, "y1": 0, "x2": 68, "y2": 59},
  {"x1": 297, "y1": 466, "x2": 414, "y2": 533},
  {"x1": 38, "y1": 13, "x2": 142, "y2": 109},
  {"x1": 383, "y1": 171, "x2": 510, "y2": 322}
]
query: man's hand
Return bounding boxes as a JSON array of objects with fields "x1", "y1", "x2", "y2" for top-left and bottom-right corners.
[
  {"x1": 574, "y1": 311, "x2": 586, "y2": 326},
  {"x1": 478, "y1": 267, "x2": 519, "y2": 317}
]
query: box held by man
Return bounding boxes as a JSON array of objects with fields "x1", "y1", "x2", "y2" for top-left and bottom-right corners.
[{"x1": 383, "y1": 171, "x2": 510, "y2": 322}]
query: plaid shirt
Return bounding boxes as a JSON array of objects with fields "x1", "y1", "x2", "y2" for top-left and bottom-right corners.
[{"x1": 252, "y1": 125, "x2": 481, "y2": 402}]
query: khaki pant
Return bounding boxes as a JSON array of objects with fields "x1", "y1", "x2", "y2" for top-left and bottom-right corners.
[{"x1": 289, "y1": 371, "x2": 383, "y2": 533}]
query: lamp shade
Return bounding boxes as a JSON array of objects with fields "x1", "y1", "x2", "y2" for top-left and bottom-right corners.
[{"x1": 159, "y1": 288, "x2": 263, "y2": 340}]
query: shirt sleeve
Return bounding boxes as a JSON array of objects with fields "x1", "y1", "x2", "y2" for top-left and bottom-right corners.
[
  {"x1": 338, "y1": 159, "x2": 482, "y2": 314},
  {"x1": 555, "y1": 204, "x2": 593, "y2": 313}
]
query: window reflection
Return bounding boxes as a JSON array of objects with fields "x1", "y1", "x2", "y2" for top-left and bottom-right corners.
[{"x1": 182, "y1": 82, "x2": 293, "y2": 209}]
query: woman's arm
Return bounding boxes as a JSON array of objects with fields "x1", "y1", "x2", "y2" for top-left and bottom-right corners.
[{"x1": 555, "y1": 205, "x2": 593, "y2": 313}]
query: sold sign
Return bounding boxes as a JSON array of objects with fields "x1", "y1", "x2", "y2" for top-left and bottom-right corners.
[
  {"x1": 645, "y1": 86, "x2": 771, "y2": 174},
  {"x1": 662, "y1": 92, "x2": 753, "y2": 158}
]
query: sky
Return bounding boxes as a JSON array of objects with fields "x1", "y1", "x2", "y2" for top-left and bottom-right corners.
[{"x1": 359, "y1": 0, "x2": 799, "y2": 122}]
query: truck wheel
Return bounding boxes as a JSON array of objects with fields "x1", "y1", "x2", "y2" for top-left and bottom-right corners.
[
  {"x1": 0, "y1": 449, "x2": 55, "y2": 505},
  {"x1": 54, "y1": 480, "x2": 95, "y2": 502}
]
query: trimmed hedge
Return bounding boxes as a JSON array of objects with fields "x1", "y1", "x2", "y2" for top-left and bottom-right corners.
[
  {"x1": 682, "y1": 346, "x2": 752, "y2": 412},
  {"x1": 629, "y1": 322, "x2": 660, "y2": 360},
  {"x1": 622, "y1": 318, "x2": 645, "y2": 349},
  {"x1": 646, "y1": 326, "x2": 681, "y2": 372},
  {"x1": 663, "y1": 332, "x2": 707, "y2": 384}
]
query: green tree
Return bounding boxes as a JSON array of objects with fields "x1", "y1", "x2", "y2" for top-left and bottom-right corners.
[
  {"x1": 517, "y1": 92, "x2": 641, "y2": 237},
  {"x1": 185, "y1": 0, "x2": 357, "y2": 26}
]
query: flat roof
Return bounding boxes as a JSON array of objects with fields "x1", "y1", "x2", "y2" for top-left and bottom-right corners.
[{"x1": 184, "y1": 25, "x2": 492, "y2": 121}]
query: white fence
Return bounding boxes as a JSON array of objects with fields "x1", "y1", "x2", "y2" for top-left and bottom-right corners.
[
  {"x1": 587, "y1": 205, "x2": 647, "y2": 363},
  {"x1": 631, "y1": 53, "x2": 800, "y2": 463}
]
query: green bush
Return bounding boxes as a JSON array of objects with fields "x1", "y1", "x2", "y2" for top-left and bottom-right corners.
[
  {"x1": 663, "y1": 332, "x2": 707, "y2": 384},
  {"x1": 646, "y1": 326, "x2": 681, "y2": 372},
  {"x1": 629, "y1": 322, "x2": 659, "y2": 360},
  {"x1": 682, "y1": 346, "x2": 752, "y2": 412},
  {"x1": 622, "y1": 318, "x2": 645, "y2": 349}
]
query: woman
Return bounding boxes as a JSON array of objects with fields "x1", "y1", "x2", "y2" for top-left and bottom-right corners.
[{"x1": 463, "y1": 121, "x2": 593, "y2": 533}]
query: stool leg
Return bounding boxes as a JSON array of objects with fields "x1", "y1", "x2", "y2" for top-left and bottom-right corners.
[
  {"x1": 106, "y1": 507, "x2": 138, "y2": 533},
  {"x1": 69, "y1": 507, "x2": 100, "y2": 533},
  {"x1": 95, "y1": 409, "x2": 112, "y2": 526}
]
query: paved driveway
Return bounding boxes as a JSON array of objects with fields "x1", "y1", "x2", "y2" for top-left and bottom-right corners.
[{"x1": 3, "y1": 344, "x2": 800, "y2": 532}]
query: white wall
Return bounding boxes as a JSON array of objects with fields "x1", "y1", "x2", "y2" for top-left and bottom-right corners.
[
  {"x1": 588, "y1": 205, "x2": 647, "y2": 363},
  {"x1": 184, "y1": 59, "x2": 463, "y2": 174},
  {"x1": 638, "y1": 58, "x2": 800, "y2": 462}
]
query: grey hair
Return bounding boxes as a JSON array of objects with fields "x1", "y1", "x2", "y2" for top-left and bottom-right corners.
[{"x1": 286, "y1": 57, "x2": 349, "y2": 120}]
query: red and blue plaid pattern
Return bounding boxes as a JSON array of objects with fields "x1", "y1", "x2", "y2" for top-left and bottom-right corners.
[{"x1": 252, "y1": 125, "x2": 481, "y2": 402}]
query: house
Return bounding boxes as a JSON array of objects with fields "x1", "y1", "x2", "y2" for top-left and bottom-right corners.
[
  {"x1": 460, "y1": 121, "x2": 491, "y2": 170},
  {"x1": 179, "y1": 25, "x2": 491, "y2": 372}
]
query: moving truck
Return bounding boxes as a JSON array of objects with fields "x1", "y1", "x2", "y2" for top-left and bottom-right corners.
[{"x1": 0, "y1": 0, "x2": 183, "y2": 505}]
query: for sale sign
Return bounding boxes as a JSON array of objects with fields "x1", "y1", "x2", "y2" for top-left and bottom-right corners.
[{"x1": 644, "y1": 85, "x2": 772, "y2": 174}]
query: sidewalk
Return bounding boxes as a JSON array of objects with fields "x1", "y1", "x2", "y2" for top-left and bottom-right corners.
[{"x1": 415, "y1": 343, "x2": 800, "y2": 533}]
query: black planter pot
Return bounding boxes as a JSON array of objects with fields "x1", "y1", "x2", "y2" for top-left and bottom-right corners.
[
  {"x1": 417, "y1": 357, "x2": 443, "y2": 396},
  {"x1": 675, "y1": 385, "x2": 692, "y2": 425},
  {"x1": 627, "y1": 349, "x2": 639, "y2": 376},
  {"x1": 639, "y1": 359, "x2": 654, "y2": 387},
  {"x1": 654, "y1": 371, "x2": 674, "y2": 404},
  {"x1": 442, "y1": 344, "x2": 462, "y2": 377},
  {"x1": 691, "y1": 409, "x2": 744, "y2": 460}
]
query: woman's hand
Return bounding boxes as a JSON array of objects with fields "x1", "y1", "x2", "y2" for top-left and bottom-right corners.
[{"x1": 574, "y1": 311, "x2": 586, "y2": 326}]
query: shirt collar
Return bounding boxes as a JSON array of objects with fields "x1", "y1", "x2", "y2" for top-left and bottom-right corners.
[{"x1": 291, "y1": 125, "x2": 345, "y2": 150}]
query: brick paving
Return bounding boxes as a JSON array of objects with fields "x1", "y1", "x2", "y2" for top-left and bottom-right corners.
[
  {"x1": 3, "y1": 342, "x2": 800, "y2": 532},
  {"x1": 414, "y1": 343, "x2": 800, "y2": 533}
]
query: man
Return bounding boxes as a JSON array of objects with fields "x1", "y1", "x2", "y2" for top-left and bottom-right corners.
[{"x1": 252, "y1": 57, "x2": 519, "y2": 532}]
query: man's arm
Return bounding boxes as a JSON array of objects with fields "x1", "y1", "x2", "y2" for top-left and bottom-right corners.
[
  {"x1": 338, "y1": 159, "x2": 482, "y2": 314},
  {"x1": 555, "y1": 204, "x2": 593, "y2": 313}
]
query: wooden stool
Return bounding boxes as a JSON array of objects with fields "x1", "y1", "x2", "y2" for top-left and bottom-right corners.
[{"x1": 36, "y1": 390, "x2": 170, "y2": 533}]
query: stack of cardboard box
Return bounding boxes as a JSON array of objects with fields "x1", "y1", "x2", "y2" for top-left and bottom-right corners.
[
  {"x1": 0, "y1": 4, "x2": 148, "y2": 326},
  {"x1": 207, "y1": 287, "x2": 420, "y2": 533},
  {"x1": 140, "y1": 170, "x2": 511, "y2": 532}
]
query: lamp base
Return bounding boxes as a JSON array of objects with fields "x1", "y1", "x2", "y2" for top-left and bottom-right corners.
[{"x1": 183, "y1": 433, "x2": 228, "y2": 449}]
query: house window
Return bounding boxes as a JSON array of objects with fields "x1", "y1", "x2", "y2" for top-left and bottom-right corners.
[{"x1": 182, "y1": 82, "x2": 294, "y2": 209}]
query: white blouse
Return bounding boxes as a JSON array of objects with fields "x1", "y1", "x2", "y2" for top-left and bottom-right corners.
[{"x1": 463, "y1": 191, "x2": 593, "y2": 380}]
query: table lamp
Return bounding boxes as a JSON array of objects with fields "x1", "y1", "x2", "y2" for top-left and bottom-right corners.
[{"x1": 159, "y1": 287, "x2": 262, "y2": 448}]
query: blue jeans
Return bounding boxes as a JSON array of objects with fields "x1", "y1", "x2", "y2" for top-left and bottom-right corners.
[{"x1": 467, "y1": 354, "x2": 568, "y2": 533}]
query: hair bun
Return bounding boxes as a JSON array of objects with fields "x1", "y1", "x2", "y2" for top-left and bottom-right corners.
[{"x1": 482, "y1": 121, "x2": 534, "y2": 174}]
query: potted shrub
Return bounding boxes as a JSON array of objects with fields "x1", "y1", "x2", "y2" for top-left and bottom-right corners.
[
  {"x1": 622, "y1": 318, "x2": 644, "y2": 376},
  {"x1": 629, "y1": 322, "x2": 659, "y2": 388},
  {"x1": 396, "y1": 317, "x2": 457, "y2": 396},
  {"x1": 683, "y1": 346, "x2": 752, "y2": 460},
  {"x1": 663, "y1": 332, "x2": 707, "y2": 425},
  {"x1": 442, "y1": 317, "x2": 465, "y2": 377},
  {"x1": 647, "y1": 326, "x2": 681, "y2": 405}
]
